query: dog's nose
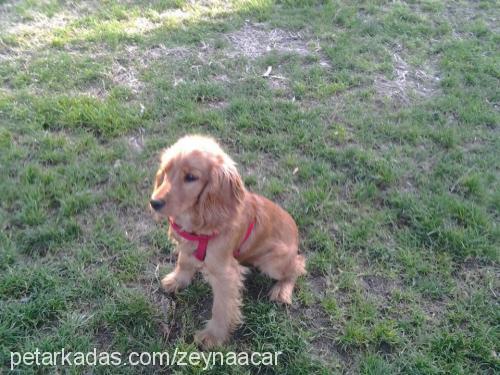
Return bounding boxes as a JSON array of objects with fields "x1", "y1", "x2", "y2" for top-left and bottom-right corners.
[{"x1": 150, "y1": 199, "x2": 166, "y2": 211}]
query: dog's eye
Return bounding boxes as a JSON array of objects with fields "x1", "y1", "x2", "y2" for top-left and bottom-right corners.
[{"x1": 185, "y1": 173, "x2": 198, "y2": 183}]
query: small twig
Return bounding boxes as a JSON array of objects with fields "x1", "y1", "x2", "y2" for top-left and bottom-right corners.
[
  {"x1": 154, "y1": 263, "x2": 160, "y2": 283},
  {"x1": 270, "y1": 75, "x2": 287, "y2": 80},
  {"x1": 489, "y1": 281, "x2": 497, "y2": 298}
]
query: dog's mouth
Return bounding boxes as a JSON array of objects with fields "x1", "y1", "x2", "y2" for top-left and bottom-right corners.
[{"x1": 150, "y1": 209, "x2": 169, "y2": 225}]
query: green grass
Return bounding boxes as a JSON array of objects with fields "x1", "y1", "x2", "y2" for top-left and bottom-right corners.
[{"x1": 1, "y1": 0, "x2": 499, "y2": 373}]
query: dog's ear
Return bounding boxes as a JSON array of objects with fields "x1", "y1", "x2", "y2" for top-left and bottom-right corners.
[
  {"x1": 154, "y1": 168, "x2": 165, "y2": 189},
  {"x1": 199, "y1": 159, "x2": 244, "y2": 228},
  {"x1": 155, "y1": 149, "x2": 172, "y2": 189}
]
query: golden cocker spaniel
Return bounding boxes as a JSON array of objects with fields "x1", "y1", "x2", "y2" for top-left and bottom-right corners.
[{"x1": 150, "y1": 135, "x2": 306, "y2": 348}]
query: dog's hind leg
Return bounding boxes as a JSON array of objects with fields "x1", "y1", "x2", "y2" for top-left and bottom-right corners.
[
  {"x1": 256, "y1": 244, "x2": 306, "y2": 304},
  {"x1": 269, "y1": 254, "x2": 306, "y2": 304}
]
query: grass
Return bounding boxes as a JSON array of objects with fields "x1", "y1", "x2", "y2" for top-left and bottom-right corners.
[{"x1": 0, "y1": 0, "x2": 499, "y2": 373}]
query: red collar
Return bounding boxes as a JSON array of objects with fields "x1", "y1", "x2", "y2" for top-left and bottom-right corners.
[{"x1": 168, "y1": 218, "x2": 255, "y2": 261}]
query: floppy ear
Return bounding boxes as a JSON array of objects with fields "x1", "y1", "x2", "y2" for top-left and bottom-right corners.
[
  {"x1": 199, "y1": 161, "x2": 245, "y2": 229},
  {"x1": 154, "y1": 168, "x2": 165, "y2": 189},
  {"x1": 155, "y1": 148, "x2": 173, "y2": 189}
]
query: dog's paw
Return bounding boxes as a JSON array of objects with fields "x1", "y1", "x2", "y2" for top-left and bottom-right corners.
[
  {"x1": 194, "y1": 326, "x2": 226, "y2": 349},
  {"x1": 161, "y1": 272, "x2": 187, "y2": 293},
  {"x1": 269, "y1": 281, "x2": 293, "y2": 305}
]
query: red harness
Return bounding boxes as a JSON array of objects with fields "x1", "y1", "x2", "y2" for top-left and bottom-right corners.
[{"x1": 168, "y1": 218, "x2": 255, "y2": 261}]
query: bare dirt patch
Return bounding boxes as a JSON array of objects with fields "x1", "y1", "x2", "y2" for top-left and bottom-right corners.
[
  {"x1": 226, "y1": 22, "x2": 330, "y2": 65},
  {"x1": 362, "y1": 274, "x2": 397, "y2": 298},
  {"x1": 290, "y1": 301, "x2": 346, "y2": 368},
  {"x1": 0, "y1": 11, "x2": 77, "y2": 62},
  {"x1": 111, "y1": 59, "x2": 144, "y2": 94},
  {"x1": 265, "y1": 73, "x2": 290, "y2": 92},
  {"x1": 455, "y1": 259, "x2": 499, "y2": 299},
  {"x1": 374, "y1": 51, "x2": 440, "y2": 104},
  {"x1": 127, "y1": 133, "x2": 145, "y2": 153},
  {"x1": 227, "y1": 23, "x2": 309, "y2": 58},
  {"x1": 0, "y1": 0, "x2": 95, "y2": 60},
  {"x1": 444, "y1": 2, "x2": 499, "y2": 36},
  {"x1": 67, "y1": 44, "x2": 191, "y2": 98},
  {"x1": 80, "y1": 22, "x2": 333, "y2": 97},
  {"x1": 128, "y1": 44, "x2": 191, "y2": 64}
]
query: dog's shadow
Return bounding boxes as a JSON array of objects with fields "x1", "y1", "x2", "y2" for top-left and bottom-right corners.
[{"x1": 243, "y1": 268, "x2": 275, "y2": 301}]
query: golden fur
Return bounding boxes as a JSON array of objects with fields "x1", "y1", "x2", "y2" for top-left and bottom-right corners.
[{"x1": 150, "y1": 135, "x2": 306, "y2": 348}]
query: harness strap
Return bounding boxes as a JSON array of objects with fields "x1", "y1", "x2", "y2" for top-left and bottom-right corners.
[
  {"x1": 168, "y1": 219, "x2": 217, "y2": 261},
  {"x1": 168, "y1": 218, "x2": 255, "y2": 261},
  {"x1": 233, "y1": 219, "x2": 256, "y2": 258}
]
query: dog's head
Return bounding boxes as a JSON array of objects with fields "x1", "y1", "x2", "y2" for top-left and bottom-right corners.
[{"x1": 150, "y1": 135, "x2": 245, "y2": 228}]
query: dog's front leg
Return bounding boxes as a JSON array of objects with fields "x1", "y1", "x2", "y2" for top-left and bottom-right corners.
[
  {"x1": 194, "y1": 258, "x2": 246, "y2": 349},
  {"x1": 161, "y1": 250, "x2": 198, "y2": 293}
]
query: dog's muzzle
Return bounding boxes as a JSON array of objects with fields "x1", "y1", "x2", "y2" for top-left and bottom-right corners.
[{"x1": 150, "y1": 199, "x2": 166, "y2": 211}]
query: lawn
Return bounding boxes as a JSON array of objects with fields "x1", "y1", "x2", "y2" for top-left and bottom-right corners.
[{"x1": 0, "y1": 0, "x2": 498, "y2": 373}]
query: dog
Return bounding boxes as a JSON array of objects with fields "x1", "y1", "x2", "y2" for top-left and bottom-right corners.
[{"x1": 150, "y1": 135, "x2": 306, "y2": 348}]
